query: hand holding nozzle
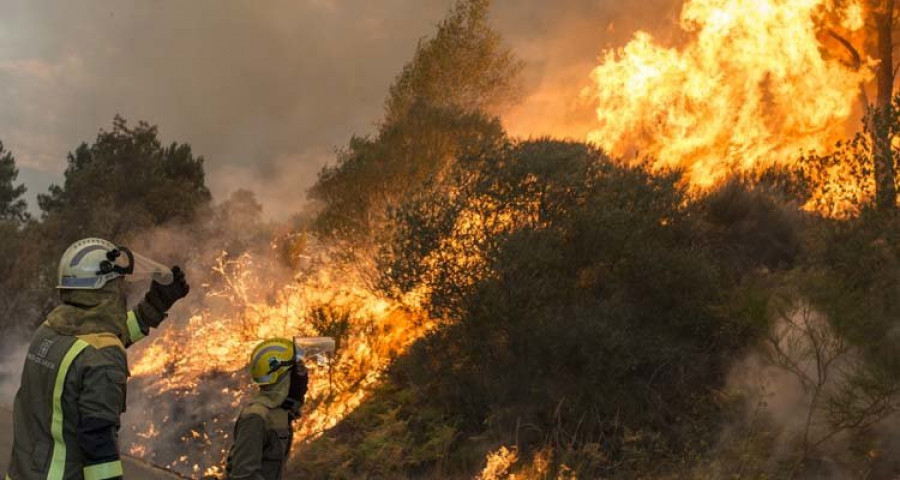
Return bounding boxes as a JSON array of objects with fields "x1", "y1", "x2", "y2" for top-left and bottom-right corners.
[{"x1": 294, "y1": 336, "x2": 336, "y2": 367}]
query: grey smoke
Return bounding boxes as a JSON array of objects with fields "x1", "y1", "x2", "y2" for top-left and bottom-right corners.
[
  {"x1": 0, "y1": 336, "x2": 28, "y2": 407},
  {"x1": 1, "y1": 0, "x2": 681, "y2": 220}
]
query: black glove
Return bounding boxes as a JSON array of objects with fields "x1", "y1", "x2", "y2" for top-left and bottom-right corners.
[
  {"x1": 291, "y1": 365, "x2": 309, "y2": 402},
  {"x1": 284, "y1": 365, "x2": 309, "y2": 420},
  {"x1": 139, "y1": 266, "x2": 190, "y2": 328}
]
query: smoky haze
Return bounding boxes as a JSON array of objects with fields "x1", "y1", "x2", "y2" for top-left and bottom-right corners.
[{"x1": 0, "y1": 0, "x2": 681, "y2": 219}]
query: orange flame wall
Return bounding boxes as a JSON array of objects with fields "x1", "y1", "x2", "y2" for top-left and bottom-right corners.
[
  {"x1": 586, "y1": 0, "x2": 869, "y2": 185},
  {"x1": 511, "y1": 0, "x2": 871, "y2": 188}
]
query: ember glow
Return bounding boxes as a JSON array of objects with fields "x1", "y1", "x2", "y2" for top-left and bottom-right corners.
[{"x1": 583, "y1": 0, "x2": 870, "y2": 189}]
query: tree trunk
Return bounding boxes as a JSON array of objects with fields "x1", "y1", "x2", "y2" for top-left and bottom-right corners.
[{"x1": 872, "y1": 0, "x2": 897, "y2": 212}]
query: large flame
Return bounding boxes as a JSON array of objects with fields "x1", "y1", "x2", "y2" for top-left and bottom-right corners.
[{"x1": 584, "y1": 0, "x2": 869, "y2": 187}]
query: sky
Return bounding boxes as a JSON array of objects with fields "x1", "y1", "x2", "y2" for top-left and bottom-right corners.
[{"x1": 0, "y1": 0, "x2": 681, "y2": 219}]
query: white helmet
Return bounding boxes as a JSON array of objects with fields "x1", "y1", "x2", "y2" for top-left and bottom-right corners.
[{"x1": 58, "y1": 237, "x2": 173, "y2": 290}]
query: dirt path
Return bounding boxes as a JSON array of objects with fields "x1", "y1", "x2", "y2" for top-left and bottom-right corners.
[{"x1": 0, "y1": 406, "x2": 182, "y2": 479}]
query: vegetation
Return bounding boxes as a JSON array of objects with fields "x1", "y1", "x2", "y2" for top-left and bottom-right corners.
[
  {"x1": 824, "y1": 0, "x2": 900, "y2": 212},
  {"x1": 384, "y1": 0, "x2": 523, "y2": 123},
  {"x1": 295, "y1": 140, "x2": 797, "y2": 478},
  {"x1": 293, "y1": 1, "x2": 900, "y2": 478},
  {"x1": 0, "y1": 142, "x2": 29, "y2": 223},
  {"x1": 5, "y1": 0, "x2": 900, "y2": 478},
  {"x1": 0, "y1": 116, "x2": 213, "y2": 335},
  {"x1": 309, "y1": 0, "x2": 521, "y2": 243},
  {"x1": 37, "y1": 115, "x2": 210, "y2": 247},
  {"x1": 0, "y1": 143, "x2": 40, "y2": 333},
  {"x1": 294, "y1": 132, "x2": 900, "y2": 478}
]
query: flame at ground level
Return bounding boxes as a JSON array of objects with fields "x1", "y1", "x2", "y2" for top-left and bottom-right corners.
[{"x1": 125, "y1": 249, "x2": 433, "y2": 475}]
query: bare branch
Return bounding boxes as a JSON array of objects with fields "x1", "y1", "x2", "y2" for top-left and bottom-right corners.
[{"x1": 827, "y1": 29, "x2": 863, "y2": 71}]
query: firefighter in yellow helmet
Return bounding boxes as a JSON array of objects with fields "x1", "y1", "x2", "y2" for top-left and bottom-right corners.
[
  {"x1": 6, "y1": 238, "x2": 190, "y2": 480},
  {"x1": 226, "y1": 338, "x2": 309, "y2": 480}
]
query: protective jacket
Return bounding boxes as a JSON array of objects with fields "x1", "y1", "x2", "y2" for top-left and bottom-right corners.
[
  {"x1": 225, "y1": 374, "x2": 294, "y2": 480},
  {"x1": 6, "y1": 280, "x2": 162, "y2": 480}
]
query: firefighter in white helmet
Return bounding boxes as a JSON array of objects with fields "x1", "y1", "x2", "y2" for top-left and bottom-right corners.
[{"x1": 5, "y1": 238, "x2": 190, "y2": 480}]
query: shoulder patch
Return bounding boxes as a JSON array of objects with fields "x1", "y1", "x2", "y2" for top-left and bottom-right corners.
[{"x1": 77, "y1": 333, "x2": 126, "y2": 355}]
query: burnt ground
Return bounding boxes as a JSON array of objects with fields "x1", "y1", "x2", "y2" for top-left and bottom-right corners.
[{"x1": 0, "y1": 406, "x2": 182, "y2": 479}]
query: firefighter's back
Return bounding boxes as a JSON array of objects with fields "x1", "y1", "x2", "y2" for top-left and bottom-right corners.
[
  {"x1": 225, "y1": 403, "x2": 293, "y2": 480},
  {"x1": 7, "y1": 324, "x2": 127, "y2": 480}
]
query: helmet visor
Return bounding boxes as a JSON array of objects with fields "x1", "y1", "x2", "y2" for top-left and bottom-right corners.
[
  {"x1": 120, "y1": 248, "x2": 173, "y2": 284},
  {"x1": 293, "y1": 336, "x2": 336, "y2": 366}
]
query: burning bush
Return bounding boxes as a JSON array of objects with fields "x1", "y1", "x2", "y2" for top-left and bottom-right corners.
[{"x1": 291, "y1": 139, "x2": 794, "y2": 478}]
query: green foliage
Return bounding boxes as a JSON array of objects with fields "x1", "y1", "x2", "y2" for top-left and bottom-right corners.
[
  {"x1": 0, "y1": 222, "x2": 46, "y2": 334},
  {"x1": 310, "y1": 0, "x2": 520, "y2": 242},
  {"x1": 37, "y1": 115, "x2": 211, "y2": 245},
  {"x1": 385, "y1": 0, "x2": 523, "y2": 123},
  {"x1": 801, "y1": 212, "x2": 900, "y2": 374},
  {"x1": 0, "y1": 141, "x2": 29, "y2": 223},
  {"x1": 677, "y1": 208, "x2": 900, "y2": 478},
  {"x1": 389, "y1": 141, "x2": 756, "y2": 471},
  {"x1": 292, "y1": 4, "x2": 900, "y2": 474},
  {"x1": 298, "y1": 140, "x2": 799, "y2": 478},
  {"x1": 700, "y1": 178, "x2": 803, "y2": 272},
  {"x1": 311, "y1": 104, "x2": 505, "y2": 240},
  {"x1": 294, "y1": 383, "x2": 461, "y2": 479},
  {"x1": 0, "y1": 116, "x2": 213, "y2": 334},
  {"x1": 0, "y1": 142, "x2": 43, "y2": 333}
]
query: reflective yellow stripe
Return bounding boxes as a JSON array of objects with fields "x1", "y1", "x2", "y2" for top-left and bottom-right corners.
[
  {"x1": 48, "y1": 339, "x2": 90, "y2": 480},
  {"x1": 126, "y1": 311, "x2": 146, "y2": 343},
  {"x1": 83, "y1": 461, "x2": 123, "y2": 480}
]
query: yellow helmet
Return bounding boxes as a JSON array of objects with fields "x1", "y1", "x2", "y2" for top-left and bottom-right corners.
[{"x1": 249, "y1": 338, "x2": 297, "y2": 385}]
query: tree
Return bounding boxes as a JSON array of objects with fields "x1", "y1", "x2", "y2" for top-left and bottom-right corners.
[
  {"x1": 0, "y1": 141, "x2": 29, "y2": 223},
  {"x1": 800, "y1": 94, "x2": 900, "y2": 216},
  {"x1": 0, "y1": 222, "x2": 48, "y2": 332},
  {"x1": 765, "y1": 297, "x2": 898, "y2": 473},
  {"x1": 0, "y1": 142, "x2": 41, "y2": 333},
  {"x1": 37, "y1": 116, "x2": 211, "y2": 245},
  {"x1": 385, "y1": 0, "x2": 523, "y2": 123},
  {"x1": 824, "y1": 1, "x2": 900, "y2": 211},
  {"x1": 0, "y1": 117, "x2": 212, "y2": 333},
  {"x1": 869, "y1": 0, "x2": 898, "y2": 211},
  {"x1": 311, "y1": 104, "x2": 505, "y2": 240},
  {"x1": 310, "y1": 0, "x2": 521, "y2": 242}
]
